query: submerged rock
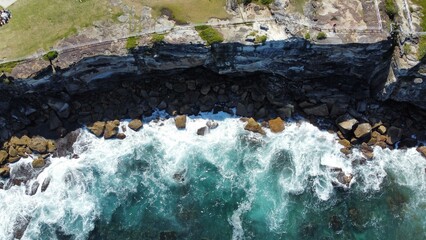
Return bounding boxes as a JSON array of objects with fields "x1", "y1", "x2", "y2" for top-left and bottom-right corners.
[
  {"x1": 197, "y1": 126, "x2": 209, "y2": 136},
  {"x1": 268, "y1": 117, "x2": 285, "y2": 133},
  {"x1": 88, "y1": 121, "x2": 106, "y2": 137},
  {"x1": 0, "y1": 166, "x2": 10, "y2": 178},
  {"x1": 206, "y1": 120, "x2": 218, "y2": 129},
  {"x1": 244, "y1": 118, "x2": 266, "y2": 135},
  {"x1": 175, "y1": 115, "x2": 187, "y2": 129},
  {"x1": 128, "y1": 119, "x2": 143, "y2": 131}
]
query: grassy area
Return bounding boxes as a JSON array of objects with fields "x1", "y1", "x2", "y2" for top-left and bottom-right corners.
[
  {"x1": 412, "y1": 1, "x2": 426, "y2": 59},
  {"x1": 141, "y1": 0, "x2": 229, "y2": 24},
  {"x1": 151, "y1": 33, "x2": 165, "y2": 43},
  {"x1": 195, "y1": 25, "x2": 224, "y2": 45},
  {"x1": 0, "y1": 0, "x2": 114, "y2": 60},
  {"x1": 126, "y1": 36, "x2": 139, "y2": 50},
  {"x1": 385, "y1": 0, "x2": 398, "y2": 20},
  {"x1": 0, "y1": 61, "x2": 20, "y2": 73}
]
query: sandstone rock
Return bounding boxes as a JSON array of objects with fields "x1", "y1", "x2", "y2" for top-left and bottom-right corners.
[
  {"x1": 377, "y1": 125, "x2": 387, "y2": 134},
  {"x1": 104, "y1": 121, "x2": 120, "y2": 139},
  {"x1": 32, "y1": 157, "x2": 46, "y2": 168},
  {"x1": 175, "y1": 115, "x2": 187, "y2": 129},
  {"x1": 8, "y1": 146, "x2": 18, "y2": 157},
  {"x1": 338, "y1": 139, "x2": 351, "y2": 148},
  {"x1": 336, "y1": 114, "x2": 358, "y2": 134},
  {"x1": 0, "y1": 166, "x2": 10, "y2": 178},
  {"x1": 10, "y1": 135, "x2": 30, "y2": 146},
  {"x1": 88, "y1": 121, "x2": 105, "y2": 137},
  {"x1": 244, "y1": 118, "x2": 266, "y2": 135},
  {"x1": 416, "y1": 146, "x2": 426, "y2": 158},
  {"x1": 197, "y1": 127, "x2": 210, "y2": 136},
  {"x1": 268, "y1": 117, "x2": 285, "y2": 133},
  {"x1": 128, "y1": 119, "x2": 143, "y2": 131},
  {"x1": 16, "y1": 147, "x2": 29, "y2": 157},
  {"x1": 28, "y1": 137, "x2": 48, "y2": 153},
  {"x1": 47, "y1": 140, "x2": 56, "y2": 153},
  {"x1": 8, "y1": 156, "x2": 20, "y2": 163},
  {"x1": 116, "y1": 133, "x2": 126, "y2": 139},
  {"x1": 354, "y1": 123, "x2": 372, "y2": 139},
  {"x1": 0, "y1": 150, "x2": 8, "y2": 164},
  {"x1": 206, "y1": 120, "x2": 218, "y2": 129},
  {"x1": 340, "y1": 147, "x2": 351, "y2": 155},
  {"x1": 361, "y1": 143, "x2": 374, "y2": 159},
  {"x1": 386, "y1": 126, "x2": 402, "y2": 145},
  {"x1": 303, "y1": 104, "x2": 329, "y2": 117}
]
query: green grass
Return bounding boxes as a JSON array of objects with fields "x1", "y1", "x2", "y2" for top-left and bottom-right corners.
[
  {"x1": 195, "y1": 25, "x2": 224, "y2": 45},
  {"x1": 126, "y1": 37, "x2": 139, "y2": 50},
  {"x1": 0, "y1": 0, "x2": 115, "y2": 60},
  {"x1": 141, "y1": 0, "x2": 229, "y2": 24},
  {"x1": 403, "y1": 43, "x2": 411, "y2": 55},
  {"x1": 0, "y1": 61, "x2": 20, "y2": 73},
  {"x1": 255, "y1": 35, "x2": 267, "y2": 44},
  {"x1": 385, "y1": 0, "x2": 398, "y2": 20},
  {"x1": 151, "y1": 33, "x2": 165, "y2": 43},
  {"x1": 304, "y1": 32, "x2": 311, "y2": 40},
  {"x1": 317, "y1": 32, "x2": 327, "y2": 40},
  {"x1": 418, "y1": 36, "x2": 426, "y2": 60},
  {"x1": 412, "y1": 1, "x2": 426, "y2": 60}
]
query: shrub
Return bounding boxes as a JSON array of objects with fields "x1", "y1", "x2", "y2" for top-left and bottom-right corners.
[
  {"x1": 126, "y1": 36, "x2": 139, "y2": 51},
  {"x1": 255, "y1": 35, "x2": 267, "y2": 44},
  {"x1": 304, "y1": 32, "x2": 311, "y2": 40},
  {"x1": 151, "y1": 33, "x2": 165, "y2": 43},
  {"x1": 196, "y1": 26, "x2": 224, "y2": 45},
  {"x1": 317, "y1": 31, "x2": 327, "y2": 40},
  {"x1": 385, "y1": 0, "x2": 397, "y2": 19},
  {"x1": 43, "y1": 51, "x2": 59, "y2": 61}
]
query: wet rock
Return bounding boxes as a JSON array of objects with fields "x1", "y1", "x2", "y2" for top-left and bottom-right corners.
[
  {"x1": 336, "y1": 114, "x2": 358, "y2": 134},
  {"x1": 47, "y1": 140, "x2": 56, "y2": 153},
  {"x1": 399, "y1": 138, "x2": 417, "y2": 148},
  {"x1": 340, "y1": 147, "x2": 352, "y2": 155},
  {"x1": 104, "y1": 120, "x2": 120, "y2": 139},
  {"x1": 417, "y1": 146, "x2": 426, "y2": 158},
  {"x1": 236, "y1": 103, "x2": 248, "y2": 116},
  {"x1": 330, "y1": 215, "x2": 342, "y2": 231},
  {"x1": 244, "y1": 118, "x2": 266, "y2": 135},
  {"x1": 41, "y1": 177, "x2": 51, "y2": 192},
  {"x1": 0, "y1": 150, "x2": 8, "y2": 164},
  {"x1": 303, "y1": 104, "x2": 329, "y2": 117},
  {"x1": 386, "y1": 126, "x2": 402, "y2": 145},
  {"x1": 53, "y1": 130, "x2": 80, "y2": 158},
  {"x1": 206, "y1": 120, "x2": 218, "y2": 129},
  {"x1": 28, "y1": 137, "x2": 48, "y2": 153},
  {"x1": 8, "y1": 156, "x2": 20, "y2": 163},
  {"x1": 337, "y1": 172, "x2": 353, "y2": 186},
  {"x1": 88, "y1": 121, "x2": 105, "y2": 137},
  {"x1": 0, "y1": 166, "x2": 10, "y2": 178},
  {"x1": 49, "y1": 111, "x2": 62, "y2": 130},
  {"x1": 268, "y1": 117, "x2": 285, "y2": 133},
  {"x1": 175, "y1": 115, "x2": 187, "y2": 129},
  {"x1": 197, "y1": 126, "x2": 209, "y2": 136},
  {"x1": 8, "y1": 146, "x2": 18, "y2": 157},
  {"x1": 32, "y1": 157, "x2": 46, "y2": 168},
  {"x1": 354, "y1": 123, "x2": 372, "y2": 139},
  {"x1": 116, "y1": 133, "x2": 126, "y2": 139},
  {"x1": 26, "y1": 181, "x2": 40, "y2": 196},
  {"x1": 338, "y1": 139, "x2": 351, "y2": 148},
  {"x1": 128, "y1": 119, "x2": 143, "y2": 131},
  {"x1": 361, "y1": 143, "x2": 374, "y2": 159}
]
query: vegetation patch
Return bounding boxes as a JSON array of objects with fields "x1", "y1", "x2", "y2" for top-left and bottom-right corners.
[
  {"x1": 126, "y1": 37, "x2": 139, "y2": 51},
  {"x1": 151, "y1": 33, "x2": 166, "y2": 43},
  {"x1": 317, "y1": 32, "x2": 327, "y2": 40},
  {"x1": 385, "y1": 0, "x2": 398, "y2": 20},
  {"x1": 43, "y1": 51, "x2": 59, "y2": 61},
  {"x1": 412, "y1": 1, "x2": 426, "y2": 60},
  {"x1": 195, "y1": 25, "x2": 224, "y2": 45},
  {"x1": 418, "y1": 36, "x2": 426, "y2": 60},
  {"x1": 255, "y1": 35, "x2": 267, "y2": 44},
  {"x1": 304, "y1": 32, "x2": 311, "y2": 40},
  {"x1": 0, "y1": 61, "x2": 20, "y2": 73}
]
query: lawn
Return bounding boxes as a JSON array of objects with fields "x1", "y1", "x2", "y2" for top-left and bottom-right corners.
[
  {"x1": 140, "y1": 0, "x2": 229, "y2": 24},
  {"x1": 0, "y1": 0, "x2": 114, "y2": 60}
]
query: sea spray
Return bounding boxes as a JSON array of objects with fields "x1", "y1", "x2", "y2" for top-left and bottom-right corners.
[{"x1": 0, "y1": 113, "x2": 424, "y2": 239}]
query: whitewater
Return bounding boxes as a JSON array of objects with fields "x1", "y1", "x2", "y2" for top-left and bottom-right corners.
[{"x1": 0, "y1": 112, "x2": 425, "y2": 239}]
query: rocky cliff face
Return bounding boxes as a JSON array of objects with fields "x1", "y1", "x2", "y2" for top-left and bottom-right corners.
[{"x1": 0, "y1": 37, "x2": 424, "y2": 143}]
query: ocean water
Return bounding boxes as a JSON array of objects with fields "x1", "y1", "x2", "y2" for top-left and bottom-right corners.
[{"x1": 0, "y1": 112, "x2": 425, "y2": 240}]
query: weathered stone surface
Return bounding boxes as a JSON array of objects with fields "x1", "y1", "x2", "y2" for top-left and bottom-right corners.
[
  {"x1": 386, "y1": 126, "x2": 402, "y2": 145},
  {"x1": 175, "y1": 115, "x2": 187, "y2": 129},
  {"x1": 244, "y1": 118, "x2": 266, "y2": 135},
  {"x1": 32, "y1": 157, "x2": 46, "y2": 168},
  {"x1": 197, "y1": 126, "x2": 209, "y2": 136},
  {"x1": 104, "y1": 120, "x2": 120, "y2": 139},
  {"x1": 303, "y1": 104, "x2": 329, "y2": 117},
  {"x1": 88, "y1": 121, "x2": 106, "y2": 137},
  {"x1": 0, "y1": 150, "x2": 8, "y2": 164},
  {"x1": 354, "y1": 123, "x2": 372, "y2": 139},
  {"x1": 268, "y1": 117, "x2": 285, "y2": 133},
  {"x1": 28, "y1": 137, "x2": 48, "y2": 153},
  {"x1": 361, "y1": 143, "x2": 374, "y2": 159},
  {"x1": 128, "y1": 119, "x2": 143, "y2": 131},
  {"x1": 336, "y1": 114, "x2": 358, "y2": 134}
]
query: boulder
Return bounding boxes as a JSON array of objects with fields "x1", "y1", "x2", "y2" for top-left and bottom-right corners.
[
  {"x1": 47, "y1": 98, "x2": 70, "y2": 118},
  {"x1": 338, "y1": 139, "x2": 351, "y2": 148},
  {"x1": 197, "y1": 127, "x2": 210, "y2": 136},
  {"x1": 0, "y1": 150, "x2": 8, "y2": 164},
  {"x1": 336, "y1": 114, "x2": 358, "y2": 134},
  {"x1": 206, "y1": 120, "x2": 218, "y2": 129},
  {"x1": 104, "y1": 120, "x2": 120, "y2": 139},
  {"x1": 32, "y1": 157, "x2": 46, "y2": 168},
  {"x1": 268, "y1": 117, "x2": 285, "y2": 133},
  {"x1": 386, "y1": 126, "x2": 402, "y2": 145},
  {"x1": 236, "y1": 103, "x2": 248, "y2": 116},
  {"x1": 416, "y1": 146, "x2": 426, "y2": 158},
  {"x1": 377, "y1": 125, "x2": 387, "y2": 134},
  {"x1": 10, "y1": 136, "x2": 30, "y2": 146},
  {"x1": 28, "y1": 137, "x2": 48, "y2": 153},
  {"x1": 175, "y1": 115, "x2": 187, "y2": 129},
  {"x1": 128, "y1": 119, "x2": 143, "y2": 131},
  {"x1": 16, "y1": 147, "x2": 29, "y2": 157},
  {"x1": 337, "y1": 172, "x2": 353, "y2": 186},
  {"x1": 361, "y1": 143, "x2": 374, "y2": 159},
  {"x1": 354, "y1": 123, "x2": 372, "y2": 139},
  {"x1": 244, "y1": 118, "x2": 266, "y2": 135},
  {"x1": 303, "y1": 104, "x2": 329, "y2": 117},
  {"x1": 116, "y1": 133, "x2": 126, "y2": 139},
  {"x1": 0, "y1": 166, "x2": 10, "y2": 178},
  {"x1": 47, "y1": 140, "x2": 56, "y2": 153},
  {"x1": 88, "y1": 121, "x2": 105, "y2": 137},
  {"x1": 8, "y1": 146, "x2": 18, "y2": 157},
  {"x1": 8, "y1": 156, "x2": 20, "y2": 163}
]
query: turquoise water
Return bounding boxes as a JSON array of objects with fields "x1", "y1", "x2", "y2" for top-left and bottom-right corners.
[{"x1": 0, "y1": 113, "x2": 425, "y2": 240}]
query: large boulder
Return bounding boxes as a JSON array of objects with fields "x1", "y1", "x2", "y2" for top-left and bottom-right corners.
[
  {"x1": 268, "y1": 117, "x2": 285, "y2": 133},
  {"x1": 354, "y1": 123, "x2": 372, "y2": 139},
  {"x1": 104, "y1": 120, "x2": 120, "y2": 139},
  {"x1": 417, "y1": 146, "x2": 426, "y2": 158},
  {"x1": 303, "y1": 104, "x2": 329, "y2": 117},
  {"x1": 28, "y1": 137, "x2": 48, "y2": 153},
  {"x1": 128, "y1": 119, "x2": 143, "y2": 131},
  {"x1": 0, "y1": 150, "x2": 8, "y2": 164},
  {"x1": 244, "y1": 118, "x2": 266, "y2": 135},
  {"x1": 32, "y1": 157, "x2": 46, "y2": 168},
  {"x1": 88, "y1": 121, "x2": 105, "y2": 137},
  {"x1": 336, "y1": 114, "x2": 358, "y2": 134},
  {"x1": 386, "y1": 126, "x2": 402, "y2": 145},
  {"x1": 175, "y1": 115, "x2": 187, "y2": 129}
]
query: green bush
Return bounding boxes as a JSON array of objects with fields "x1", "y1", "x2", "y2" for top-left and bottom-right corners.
[
  {"x1": 255, "y1": 35, "x2": 267, "y2": 44},
  {"x1": 304, "y1": 32, "x2": 311, "y2": 40},
  {"x1": 43, "y1": 51, "x2": 59, "y2": 61},
  {"x1": 385, "y1": 0, "x2": 397, "y2": 19},
  {"x1": 151, "y1": 33, "x2": 165, "y2": 43},
  {"x1": 317, "y1": 32, "x2": 327, "y2": 40},
  {"x1": 196, "y1": 26, "x2": 224, "y2": 45},
  {"x1": 126, "y1": 37, "x2": 139, "y2": 50}
]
